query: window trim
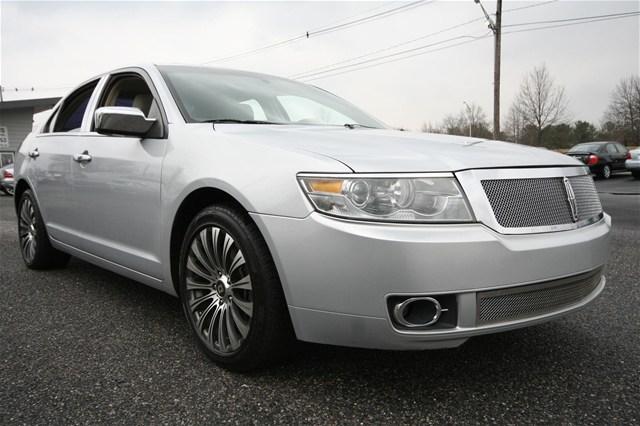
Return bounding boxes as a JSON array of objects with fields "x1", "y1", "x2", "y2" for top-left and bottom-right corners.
[{"x1": 90, "y1": 68, "x2": 169, "y2": 139}]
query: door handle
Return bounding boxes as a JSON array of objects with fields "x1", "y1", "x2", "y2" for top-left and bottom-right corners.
[
  {"x1": 28, "y1": 148, "x2": 39, "y2": 159},
  {"x1": 73, "y1": 150, "x2": 92, "y2": 163}
]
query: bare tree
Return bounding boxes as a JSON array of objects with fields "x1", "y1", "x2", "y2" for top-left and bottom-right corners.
[
  {"x1": 440, "y1": 103, "x2": 491, "y2": 138},
  {"x1": 513, "y1": 64, "x2": 568, "y2": 146},
  {"x1": 603, "y1": 75, "x2": 640, "y2": 145},
  {"x1": 504, "y1": 103, "x2": 525, "y2": 143},
  {"x1": 442, "y1": 114, "x2": 463, "y2": 135},
  {"x1": 463, "y1": 102, "x2": 489, "y2": 137},
  {"x1": 421, "y1": 121, "x2": 441, "y2": 133}
]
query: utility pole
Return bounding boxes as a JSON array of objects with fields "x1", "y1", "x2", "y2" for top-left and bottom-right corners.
[{"x1": 474, "y1": 0, "x2": 502, "y2": 140}]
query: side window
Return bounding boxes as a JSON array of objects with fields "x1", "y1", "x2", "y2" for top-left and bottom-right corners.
[
  {"x1": 95, "y1": 73, "x2": 163, "y2": 138},
  {"x1": 606, "y1": 144, "x2": 617, "y2": 154},
  {"x1": 97, "y1": 74, "x2": 160, "y2": 120},
  {"x1": 53, "y1": 82, "x2": 98, "y2": 133}
]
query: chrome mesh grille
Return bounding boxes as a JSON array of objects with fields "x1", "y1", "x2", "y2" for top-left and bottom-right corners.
[
  {"x1": 481, "y1": 175, "x2": 602, "y2": 228},
  {"x1": 477, "y1": 268, "x2": 602, "y2": 325},
  {"x1": 569, "y1": 175, "x2": 603, "y2": 221}
]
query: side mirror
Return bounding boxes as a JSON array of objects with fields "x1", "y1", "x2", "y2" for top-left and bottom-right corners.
[{"x1": 94, "y1": 106, "x2": 156, "y2": 137}]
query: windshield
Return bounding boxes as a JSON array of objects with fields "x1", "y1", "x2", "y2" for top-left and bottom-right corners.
[
  {"x1": 568, "y1": 143, "x2": 603, "y2": 153},
  {"x1": 159, "y1": 66, "x2": 385, "y2": 128}
]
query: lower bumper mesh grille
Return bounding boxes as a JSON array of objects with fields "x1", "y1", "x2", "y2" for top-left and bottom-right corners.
[{"x1": 477, "y1": 268, "x2": 603, "y2": 325}]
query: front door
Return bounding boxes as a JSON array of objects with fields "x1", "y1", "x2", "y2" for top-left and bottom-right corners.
[{"x1": 69, "y1": 72, "x2": 167, "y2": 279}]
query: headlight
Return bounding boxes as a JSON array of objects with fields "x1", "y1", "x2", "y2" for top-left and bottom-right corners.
[{"x1": 298, "y1": 174, "x2": 474, "y2": 222}]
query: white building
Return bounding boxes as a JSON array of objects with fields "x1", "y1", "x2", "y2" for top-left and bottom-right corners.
[{"x1": 0, "y1": 97, "x2": 60, "y2": 166}]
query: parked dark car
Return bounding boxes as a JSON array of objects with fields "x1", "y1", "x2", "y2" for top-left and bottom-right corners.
[{"x1": 567, "y1": 141, "x2": 630, "y2": 179}]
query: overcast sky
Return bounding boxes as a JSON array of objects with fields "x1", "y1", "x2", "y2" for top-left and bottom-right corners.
[{"x1": 1, "y1": 0, "x2": 638, "y2": 130}]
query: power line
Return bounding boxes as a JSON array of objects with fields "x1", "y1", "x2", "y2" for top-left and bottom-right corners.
[
  {"x1": 503, "y1": 10, "x2": 640, "y2": 28},
  {"x1": 307, "y1": 0, "x2": 432, "y2": 37},
  {"x1": 291, "y1": 0, "x2": 558, "y2": 80},
  {"x1": 301, "y1": 33, "x2": 493, "y2": 83},
  {"x1": 290, "y1": 17, "x2": 484, "y2": 79},
  {"x1": 503, "y1": 12, "x2": 640, "y2": 34},
  {"x1": 299, "y1": 11, "x2": 640, "y2": 83},
  {"x1": 298, "y1": 32, "x2": 489, "y2": 81},
  {"x1": 200, "y1": 0, "x2": 433, "y2": 65}
]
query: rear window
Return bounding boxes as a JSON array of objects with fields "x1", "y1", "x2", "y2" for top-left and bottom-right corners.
[{"x1": 568, "y1": 143, "x2": 603, "y2": 153}]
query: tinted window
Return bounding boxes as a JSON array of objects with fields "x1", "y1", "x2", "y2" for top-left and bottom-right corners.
[
  {"x1": 568, "y1": 143, "x2": 603, "y2": 153},
  {"x1": 615, "y1": 143, "x2": 627, "y2": 154},
  {"x1": 53, "y1": 82, "x2": 98, "y2": 132}
]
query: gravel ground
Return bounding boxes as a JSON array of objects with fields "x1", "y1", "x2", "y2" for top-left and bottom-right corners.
[{"x1": 1, "y1": 176, "x2": 638, "y2": 425}]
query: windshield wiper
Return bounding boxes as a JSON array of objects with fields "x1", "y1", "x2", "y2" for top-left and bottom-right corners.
[
  {"x1": 343, "y1": 123, "x2": 378, "y2": 129},
  {"x1": 201, "y1": 119, "x2": 283, "y2": 128}
]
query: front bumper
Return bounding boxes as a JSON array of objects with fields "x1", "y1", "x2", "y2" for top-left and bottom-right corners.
[{"x1": 251, "y1": 212, "x2": 611, "y2": 350}]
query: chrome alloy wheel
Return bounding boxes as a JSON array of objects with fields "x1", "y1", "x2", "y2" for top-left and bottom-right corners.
[
  {"x1": 185, "y1": 226, "x2": 253, "y2": 355},
  {"x1": 18, "y1": 198, "x2": 37, "y2": 263}
]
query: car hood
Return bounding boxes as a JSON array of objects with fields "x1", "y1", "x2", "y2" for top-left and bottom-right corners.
[{"x1": 215, "y1": 125, "x2": 582, "y2": 172}]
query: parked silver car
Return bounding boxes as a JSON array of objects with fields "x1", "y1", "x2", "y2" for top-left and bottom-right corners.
[
  {"x1": 0, "y1": 163, "x2": 15, "y2": 195},
  {"x1": 626, "y1": 148, "x2": 640, "y2": 178},
  {"x1": 14, "y1": 65, "x2": 611, "y2": 370}
]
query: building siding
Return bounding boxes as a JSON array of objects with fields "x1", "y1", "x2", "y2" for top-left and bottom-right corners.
[{"x1": 0, "y1": 107, "x2": 34, "y2": 152}]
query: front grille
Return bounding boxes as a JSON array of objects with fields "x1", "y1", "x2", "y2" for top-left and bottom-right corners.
[
  {"x1": 569, "y1": 175, "x2": 603, "y2": 221},
  {"x1": 477, "y1": 268, "x2": 602, "y2": 325},
  {"x1": 481, "y1": 175, "x2": 602, "y2": 228}
]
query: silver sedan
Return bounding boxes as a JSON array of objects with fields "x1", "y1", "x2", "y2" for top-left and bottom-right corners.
[
  {"x1": 626, "y1": 148, "x2": 640, "y2": 178},
  {"x1": 13, "y1": 65, "x2": 610, "y2": 370}
]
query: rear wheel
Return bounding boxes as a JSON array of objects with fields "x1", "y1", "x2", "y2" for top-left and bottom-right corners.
[
  {"x1": 178, "y1": 204, "x2": 294, "y2": 371},
  {"x1": 599, "y1": 164, "x2": 612, "y2": 179},
  {"x1": 18, "y1": 190, "x2": 70, "y2": 269}
]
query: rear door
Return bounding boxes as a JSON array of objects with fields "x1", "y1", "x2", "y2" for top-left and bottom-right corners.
[
  {"x1": 69, "y1": 70, "x2": 168, "y2": 279},
  {"x1": 27, "y1": 80, "x2": 99, "y2": 243},
  {"x1": 614, "y1": 143, "x2": 628, "y2": 170},
  {"x1": 604, "y1": 143, "x2": 619, "y2": 168}
]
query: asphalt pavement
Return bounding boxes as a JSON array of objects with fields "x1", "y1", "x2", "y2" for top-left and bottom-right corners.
[{"x1": 1, "y1": 175, "x2": 639, "y2": 425}]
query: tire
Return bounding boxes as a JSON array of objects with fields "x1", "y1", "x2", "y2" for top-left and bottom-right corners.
[
  {"x1": 632, "y1": 171, "x2": 640, "y2": 179},
  {"x1": 17, "y1": 190, "x2": 70, "y2": 269},
  {"x1": 599, "y1": 164, "x2": 612, "y2": 179},
  {"x1": 6, "y1": 185, "x2": 14, "y2": 196},
  {"x1": 178, "y1": 204, "x2": 294, "y2": 371}
]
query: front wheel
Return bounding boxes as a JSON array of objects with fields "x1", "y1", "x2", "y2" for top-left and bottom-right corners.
[
  {"x1": 17, "y1": 190, "x2": 70, "y2": 269},
  {"x1": 178, "y1": 204, "x2": 294, "y2": 371}
]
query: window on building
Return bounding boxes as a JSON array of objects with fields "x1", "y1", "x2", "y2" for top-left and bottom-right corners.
[
  {"x1": 0, "y1": 152, "x2": 14, "y2": 167},
  {"x1": 0, "y1": 127, "x2": 9, "y2": 148}
]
